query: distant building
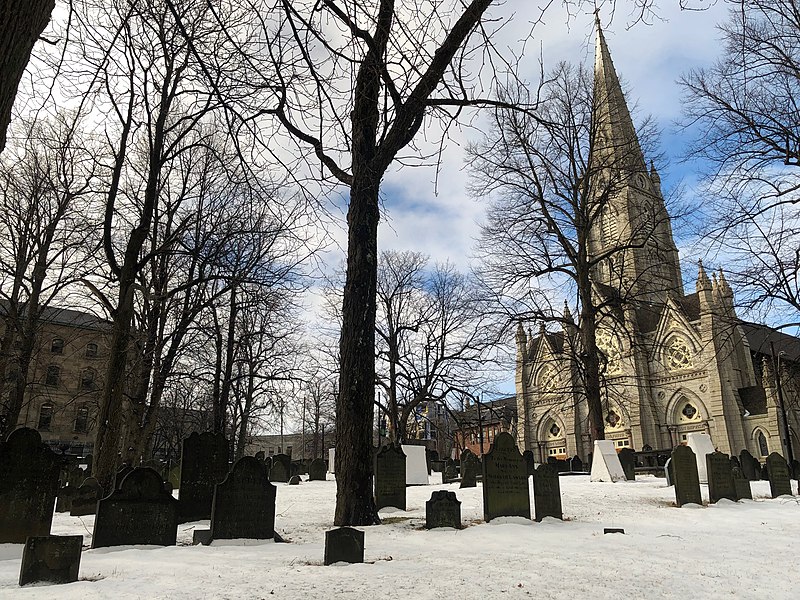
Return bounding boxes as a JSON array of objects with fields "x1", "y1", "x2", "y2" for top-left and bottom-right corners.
[
  {"x1": 452, "y1": 396, "x2": 517, "y2": 457},
  {"x1": 246, "y1": 429, "x2": 334, "y2": 461}
]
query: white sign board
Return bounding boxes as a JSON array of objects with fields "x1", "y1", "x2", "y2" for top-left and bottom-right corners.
[
  {"x1": 590, "y1": 440, "x2": 627, "y2": 482},
  {"x1": 401, "y1": 444, "x2": 429, "y2": 485},
  {"x1": 686, "y1": 432, "x2": 715, "y2": 484},
  {"x1": 328, "y1": 448, "x2": 335, "y2": 473}
]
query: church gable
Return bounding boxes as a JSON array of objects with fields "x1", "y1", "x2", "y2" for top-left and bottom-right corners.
[{"x1": 650, "y1": 298, "x2": 702, "y2": 374}]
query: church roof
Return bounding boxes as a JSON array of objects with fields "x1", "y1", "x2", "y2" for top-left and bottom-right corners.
[
  {"x1": 738, "y1": 386, "x2": 768, "y2": 416},
  {"x1": 741, "y1": 322, "x2": 800, "y2": 362},
  {"x1": 528, "y1": 331, "x2": 565, "y2": 358}
]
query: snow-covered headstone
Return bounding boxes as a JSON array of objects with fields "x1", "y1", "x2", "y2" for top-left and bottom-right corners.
[
  {"x1": 401, "y1": 444, "x2": 429, "y2": 485},
  {"x1": 589, "y1": 440, "x2": 626, "y2": 482},
  {"x1": 686, "y1": 433, "x2": 715, "y2": 483}
]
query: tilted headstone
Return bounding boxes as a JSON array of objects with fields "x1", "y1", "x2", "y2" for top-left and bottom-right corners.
[
  {"x1": 374, "y1": 444, "x2": 406, "y2": 511},
  {"x1": 522, "y1": 450, "x2": 535, "y2": 477},
  {"x1": 706, "y1": 451, "x2": 736, "y2": 503},
  {"x1": 766, "y1": 452, "x2": 793, "y2": 498},
  {"x1": 618, "y1": 448, "x2": 636, "y2": 481},
  {"x1": 686, "y1": 433, "x2": 715, "y2": 484},
  {"x1": 739, "y1": 450, "x2": 760, "y2": 481},
  {"x1": 270, "y1": 453, "x2": 291, "y2": 483},
  {"x1": 425, "y1": 490, "x2": 462, "y2": 529},
  {"x1": 570, "y1": 455, "x2": 584, "y2": 473},
  {"x1": 481, "y1": 432, "x2": 530, "y2": 521},
  {"x1": 0, "y1": 428, "x2": 60, "y2": 543},
  {"x1": 532, "y1": 464, "x2": 562, "y2": 521},
  {"x1": 664, "y1": 457, "x2": 674, "y2": 486},
  {"x1": 211, "y1": 456, "x2": 276, "y2": 540},
  {"x1": 289, "y1": 475, "x2": 301, "y2": 485},
  {"x1": 324, "y1": 527, "x2": 365, "y2": 565},
  {"x1": 178, "y1": 431, "x2": 229, "y2": 522},
  {"x1": 308, "y1": 458, "x2": 327, "y2": 481},
  {"x1": 671, "y1": 445, "x2": 702, "y2": 507},
  {"x1": 459, "y1": 449, "x2": 480, "y2": 488},
  {"x1": 55, "y1": 485, "x2": 77, "y2": 513},
  {"x1": 589, "y1": 440, "x2": 626, "y2": 482},
  {"x1": 19, "y1": 535, "x2": 82, "y2": 586},
  {"x1": 92, "y1": 467, "x2": 179, "y2": 548},
  {"x1": 69, "y1": 478, "x2": 103, "y2": 517},
  {"x1": 442, "y1": 458, "x2": 458, "y2": 484},
  {"x1": 731, "y1": 466, "x2": 752, "y2": 500}
]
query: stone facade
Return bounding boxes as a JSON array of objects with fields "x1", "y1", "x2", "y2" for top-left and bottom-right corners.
[{"x1": 515, "y1": 23, "x2": 800, "y2": 464}]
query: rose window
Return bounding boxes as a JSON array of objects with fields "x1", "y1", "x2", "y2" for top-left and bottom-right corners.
[
  {"x1": 666, "y1": 337, "x2": 693, "y2": 371},
  {"x1": 605, "y1": 411, "x2": 621, "y2": 427},
  {"x1": 549, "y1": 423, "x2": 561, "y2": 437}
]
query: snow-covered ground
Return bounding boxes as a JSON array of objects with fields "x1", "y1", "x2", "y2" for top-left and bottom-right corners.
[{"x1": 2, "y1": 474, "x2": 799, "y2": 599}]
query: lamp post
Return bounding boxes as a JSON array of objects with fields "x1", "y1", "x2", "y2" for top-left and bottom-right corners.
[
  {"x1": 476, "y1": 394, "x2": 484, "y2": 456},
  {"x1": 771, "y1": 341, "x2": 794, "y2": 464}
]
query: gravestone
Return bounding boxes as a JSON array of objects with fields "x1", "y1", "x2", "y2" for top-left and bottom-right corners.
[
  {"x1": 706, "y1": 451, "x2": 736, "y2": 503},
  {"x1": 324, "y1": 527, "x2": 364, "y2": 565},
  {"x1": 739, "y1": 450, "x2": 760, "y2": 481},
  {"x1": 760, "y1": 463, "x2": 769, "y2": 480},
  {"x1": 0, "y1": 428, "x2": 60, "y2": 543},
  {"x1": 178, "y1": 431, "x2": 229, "y2": 522},
  {"x1": 374, "y1": 444, "x2": 406, "y2": 511},
  {"x1": 92, "y1": 467, "x2": 179, "y2": 548},
  {"x1": 532, "y1": 464, "x2": 562, "y2": 521},
  {"x1": 686, "y1": 432, "x2": 715, "y2": 484},
  {"x1": 481, "y1": 432, "x2": 530, "y2": 521},
  {"x1": 19, "y1": 535, "x2": 82, "y2": 586},
  {"x1": 55, "y1": 486, "x2": 77, "y2": 513},
  {"x1": 442, "y1": 458, "x2": 458, "y2": 484},
  {"x1": 729, "y1": 455, "x2": 741, "y2": 471},
  {"x1": 83, "y1": 454, "x2": 93, "y2": 475},
  {"x1": 425, "y1": 490, "x2": 461, "y2": 529},
  {"x1": 618, "y1": 448, "x2": 636, "y2": 481},
  {"x1": 459, "y1": 449, "x2": 480, "y2": 489},
  {"x1": 791, "y1": 459, "x2": 800, "y2": 481},
  {"x1": 69, "y1": 478, "x2": 103, "y2": 517},
  {"x1": 308, "y1": 458, "x2": 327, "y2": 481},
  {"x1": 328, "y1": 448, "x2": 335, "y2": 473},
  {"x1": 664, "y1": 458, "x2": 673, "y2": 486},
  {"x1": 731, "y1": 466, "x2": 752, "y2": 500},
  {"x1": 113, "y1": 465, "x2": 133, "y2": 490},
  {"x1": 211, "y1": 457, "x2": 276, "y2": 540},
  {"x1": 254, "y1": 451, "x2": 265, "y2": 462},
  {"x1": 401, "y1": 444, "x2": 429, "y2": 485},
  {"x1": 522, "y1": 450, "x2": 535, "y2": 477},
  {"x1": 570, "y1": 455, "x2": 584, "y2": 473},
  {"x1": 270, "y1": 453, "x2": 291, "y2": 483},
  {"x1": 289, "y1": 475, "x2": 301, "y2": 485},
  {"x1": 671, "y1": 445, "x2": 702, "y2": 507},
  {"x1": 766, "y1": 452, "x2": 793, "y2": 498},
  {"x1": 589, "y1": 440, "x2": 626, "y2": 482}
]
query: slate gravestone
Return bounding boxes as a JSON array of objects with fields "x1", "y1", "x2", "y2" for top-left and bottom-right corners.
[
  {"x1": 791, "y1": 459, "x2": 800, "y2": 481},
  {"x1": 730, "y1": 456, "x2": 741, "y2": 471},
  {"x1": 570, "y1": 455, "x2": 584, "y2": 473},
  {"x1": 83, "y1": 454, "x2": 93, "y2": 475},
  {"x1": 766, "y1": 452, "x2": 793, "y2": 498},
  {"x1": 442, "y1": 458, "x2": 458, "y2": 484},
  {"x1": 290, "y1": 462, "x2": 301, "y2": 478},
  {"x1": 270, "y1": 454, "x2": 291, "y2": 483},
  {"x1": 55, "y1": 486, "x2": 77, "y2": 513},
  {"x1": 70, "y1": 478, "x2": 102, "y2": 517},
  {"x1": 664, "y1": 458, "x2": 674, "y2": 486},
  {"x1": 522, "y1": 450, "x2": 535, "y2": 477},
  {"x1": 0, "y1": 427, "x2": 60, "y2": 544},
  {"x1": 532, "y1": 464, "x2": 562, "y2": 521},
  {"x1": 19, "y1": 535, "x2": 82, "y2": 586},
  {"x1": 178, "y1": 432, "x2": 229, "y2": 522},
  {"x1": 618, "y1": 448, "x2": 636, "y2": 481},
  {"x1": 113, "y1": 465, "x2": 133, "y2": 490},
  {"x1": 732, "y1": 466, "x2": 752, "y2": 500},
  {"x1": 254, "y1": 451, "x2": 265, "y2": 462},
  {"x1": 425, "y1": 490, "x2": 461, "y2": 529},
  {"x1": 459, "y1": 449, "x2": 480, "y2": 489},
  {"x1": 92, "y1": 467, "x2": 179, "y2": 548},
  {"x1": 289, "y1": 475, "x2": 301, "y2": 485},
  {"x1": 374, "y1": 444, "x2": 406, "y2": 511},
  {"x1": 671, "y1": 445, "x2": 702, "y2": 507},
  {"x1": 739, "y1": 450, "x2": 760, "y2": 481},
  {"x1": 211, "y1": 457, "x2": 276, "y2": 540},
  {"x1": 706, "y1": 451, "x2": 737, "y2": 503},
  {"x1": 482, "y1": 432, "x2": 530, "y2": 521},
  {"x1": 760, "y1": 463, "x2": 770, "y2": 480},
  {"x1": 308, "y1": 458, "x2": 327, "y2": 481},
  {"x1": 324, "y1": 527, "x2": 365, "y2": 565}
]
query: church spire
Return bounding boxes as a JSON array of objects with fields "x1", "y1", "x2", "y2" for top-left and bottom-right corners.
[{"x1": 594, "y1": 15, "x2": 646, "y2": 172}]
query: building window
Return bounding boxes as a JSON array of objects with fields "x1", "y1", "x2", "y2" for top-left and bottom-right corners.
[
  {"x1": 74, "y1": 406, "x2": 89, "y2": 433},
  {"x1": 286, "y1": 445, "x2": 292, "y2": 457},
  {"x1": 666, "y1": 337, "x2": 694, "y2": 371},
  {"x1": 51, "y1": 338, "x2": 64, "y2": 354},
  {"x1": 80, "y1": 368, "x2": 96, "y2": 390},
  {"x1": 45, "y1": 365, "x2": 60, "y2": 387},
  {"x1": 682, "y1": 403, "x2": 697, "y2": 419},
  {"x1": 85, "y1": 342, "x2": 98, "y2": 358},
  {"x1": 38, "y1": 403, "x2": 54, "y2": 430},
  {"x1": 757, "y1": 430, "x2": 769, "y2": 457}
]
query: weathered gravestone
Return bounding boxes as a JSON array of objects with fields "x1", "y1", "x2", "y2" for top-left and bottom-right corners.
[
  {"x1": 482, "y1": 432, "x2": 530, "y2": 521},
  {"x1": 69, "y1": 478, "x2": 103, "y2": 517},
  {"x1": 270, "y1": 453, "x2": 291, "y2": 483},
  {"x1": 730, "y1": 455, "x2": 741, "y2": 471},
  {"x1": 739, "y1": 449, "x2": 760, "y2": 481},
  {"x1": 0, "y1": 427, "x2": 60, "y2": 544},
  {"x1": 522, "y1": 450, "x2": 535, "y2": 477},
  {"x1": 791, "y1": 459, "x2": 800, "y2": 481},
  {"x1": 374, "y1": 444, "x2": 406, "y2": 511},
  {"x1": 532, "y1": 464, "x2": 562, "y2": 521},
  {"x1": 459, "y1": 449, "x2": 480, "y2": 489},
  {"x1": 308, "y1": 458, "x2": 327, "y2": 481},
  {"x1": 254, "y1": 451, "x2": 265, "y2": 462},
  {"x1": 706, "y1": 451, "x2": 736, "y2": 503},
  {"x1": 211, "y1": 457, "x2": 276, "y2": 540},
  {"x1": 289, "y1": 475, "x2": 301, "y2": 485},
  {"x1": 55, "y1": 486, "x2": 77, "y2": 513},
  {"x1": 570, "y1": 455, "x2": 584, "y2": 473},
  {"x1": 618, "y1": 448, "x2": 636, "y2": 481},
  {"x1": 766, "y1": 452, "x2": 793, "y2": 498},
  {"x1": 92, "y1": 467, "x2": 179, "y2": 548},
  {"x1": 442, "y1": 458, "x2": 458, "y2": 484},
  {"x1": 425, "y1": 490, "x2": 462, "y2": 529},
  {"x1": 731, "y1": 466, "x2": 752, "y2": 500},
  {"x1": 760, "y1": 463, "x2": 770, "y2": 481},
  {"x1": 113, "y1": 465, "x2": 133, "y2": 490},
  {"x1": 324, "y1": 527, "x2": 365, "y2": 565},
  {"x1": 671, "y1": 445, "x2": 702, "y2": 507},
  {"x1": 178, "y1": 431, "x2": 229, "y2": 522},
  {"x1": 19, "y1": 535, "x2": 82, "y2": 586}
]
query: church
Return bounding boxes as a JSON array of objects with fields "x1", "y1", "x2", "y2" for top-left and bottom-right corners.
[{"x1": 514, "y1": 21, "x2": 800, "y2": 464}]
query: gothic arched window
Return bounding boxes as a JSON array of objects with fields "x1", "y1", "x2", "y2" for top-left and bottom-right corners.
[
  {"x1": 665, "y1": 336, "x2": 694, "y2": 371},
  {"x1": 757, "y1": 430, "x2": 769, "y2": 457}
]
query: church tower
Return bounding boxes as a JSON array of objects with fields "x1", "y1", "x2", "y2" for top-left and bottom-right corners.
[{"x1": 588, "y1": 16, "x2": 683, "y2": 303}]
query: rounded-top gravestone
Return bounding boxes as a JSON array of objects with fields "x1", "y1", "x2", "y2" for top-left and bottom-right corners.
[
  {"x1": 481, "y1": 432, "x2": 530, "y2": 521},
  {"x1": 211, "y1": 456, "x2": 276, "y2": 540}
]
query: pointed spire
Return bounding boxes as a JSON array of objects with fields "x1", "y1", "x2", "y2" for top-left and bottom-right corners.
[
  {"x1": 650, "y1": 160, "x2": 661, "y2": 192},
  {"x1": 594, "y1": 16, "x2": 646, "y2": 172},
  {"x1": 563, "y1": 300, "x2": 573, "y2": 323},
  {"x1": 696, "y1": 260, "x2": 712, "y2": 293},
  {"x1": 718, "y1": 268, "x2": 733, "y2": 299},
  {"x1": 516, "y1": 321, "x2": 527, "y2": 349}
]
